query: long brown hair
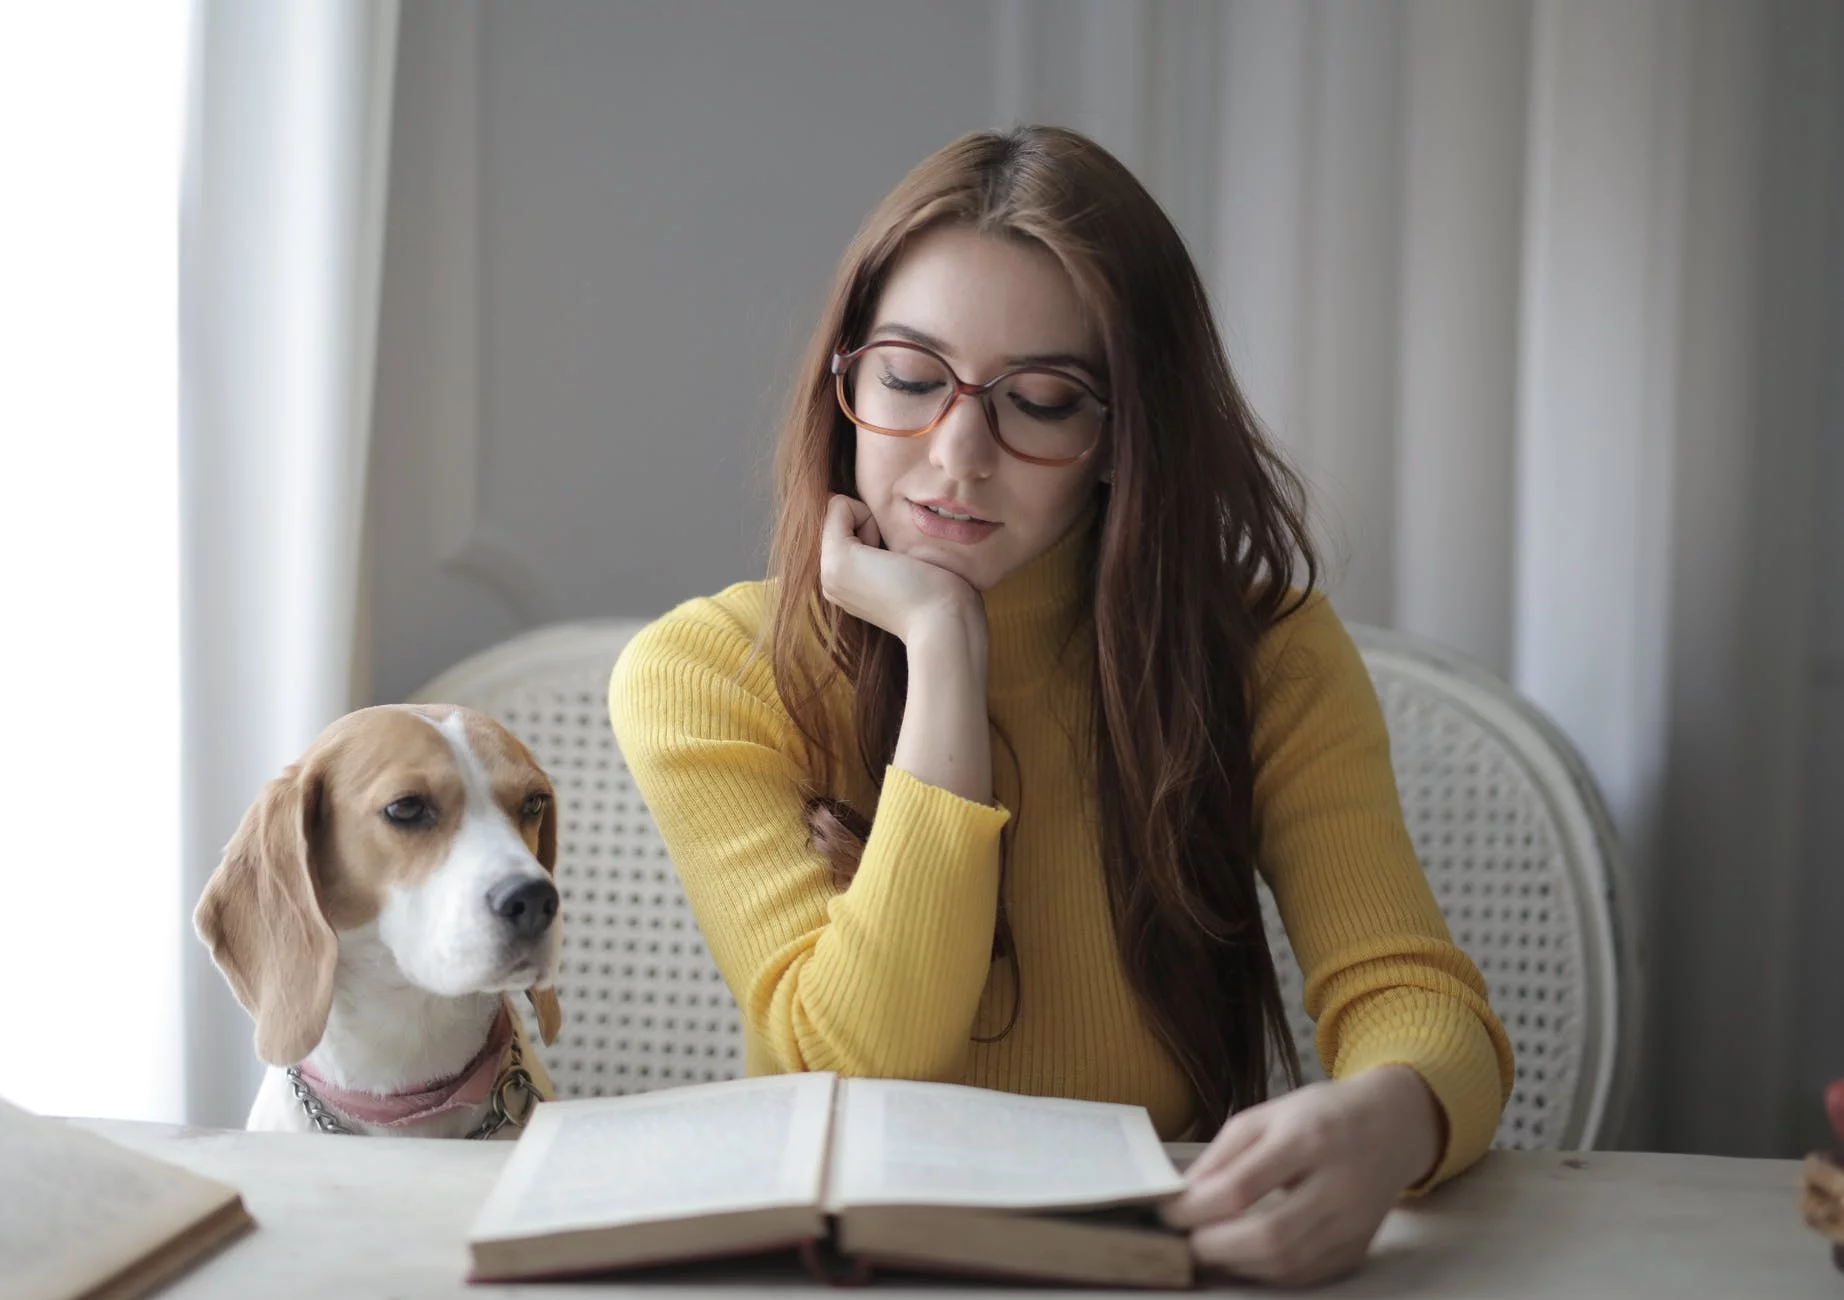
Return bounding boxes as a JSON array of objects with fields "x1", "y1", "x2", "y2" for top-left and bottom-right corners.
[{"x1": 766, "y1": 125, "x2": 1317, "y2": 1132}]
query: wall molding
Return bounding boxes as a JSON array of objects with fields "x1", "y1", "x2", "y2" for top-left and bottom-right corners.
[{"x1": 418, "y1": 0, "x2": 554, "y2": 625}]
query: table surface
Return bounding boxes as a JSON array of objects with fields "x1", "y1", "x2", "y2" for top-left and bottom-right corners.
[{"x1": 67, "y1": 1119, "x2": 1832, "y2": 1298}]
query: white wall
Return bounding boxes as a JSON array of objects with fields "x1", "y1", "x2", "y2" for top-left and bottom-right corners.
[
  {"x1": 1791, "y1": 30, "x2": 1844, "y2": 1148},
  {"x1": 1643, "y1": 0, "x2": 1841, "y2": 1158},
  {"x1": 1793, "y1": 292, "x2": 1844, "y2": 1151},
  {"x1": 368, "y1": 0, "x2": 999, "y2": 704},
  {"x1": 367, "y1": 0, "x2": 1844, "y2": 1158}
]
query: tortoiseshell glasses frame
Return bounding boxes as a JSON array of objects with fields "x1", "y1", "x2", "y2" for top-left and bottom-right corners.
[{"x1": 830, "y1": 338, "x2": 1110, "y2": 468}]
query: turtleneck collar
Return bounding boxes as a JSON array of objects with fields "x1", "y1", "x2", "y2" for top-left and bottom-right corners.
[{"x1": 980, "y1": 500, "x2": 1099, "y2": 696}]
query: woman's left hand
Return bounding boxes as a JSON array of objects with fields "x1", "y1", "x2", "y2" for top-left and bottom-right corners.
[{"x1": 1160, "y1": 1065, "x2": 1445, "y2": 1287}]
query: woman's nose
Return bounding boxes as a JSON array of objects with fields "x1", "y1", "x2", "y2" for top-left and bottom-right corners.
[{"x1": 927, "y1": 393, "x2": 1000, "y2": 481}]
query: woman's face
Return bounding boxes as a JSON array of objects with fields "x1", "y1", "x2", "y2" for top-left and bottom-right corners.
[{"x1": 850, "y1": 226, "x2": 1107, "y2": 592}]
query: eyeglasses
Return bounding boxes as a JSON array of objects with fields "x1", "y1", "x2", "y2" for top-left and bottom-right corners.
[{"x1": 830, "y1": 339, "x2": 1109, "y2": 467}]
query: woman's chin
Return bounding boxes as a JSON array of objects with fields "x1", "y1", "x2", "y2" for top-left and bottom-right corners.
[{"x1": 896, "y1": 540, "x2": 995, "y2": 591}]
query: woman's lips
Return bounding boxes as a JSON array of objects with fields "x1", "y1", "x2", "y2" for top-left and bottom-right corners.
[{"x1": 910, "y1": 499, "x2": 1001, "y2": 543}]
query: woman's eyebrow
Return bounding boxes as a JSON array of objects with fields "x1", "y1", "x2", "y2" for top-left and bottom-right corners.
[{"x1": 869, "y1": 320, "x2": 1105, "y2": 381}]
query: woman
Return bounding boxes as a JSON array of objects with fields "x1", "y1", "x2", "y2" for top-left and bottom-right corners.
[{"x1": 610, "y1": 125, "x2": 1512, "y2": 1285}]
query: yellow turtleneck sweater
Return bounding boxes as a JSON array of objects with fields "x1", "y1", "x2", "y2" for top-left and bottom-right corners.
[{"x1": 608, "y1": 521, "x2": 1514, "y2": 1189}]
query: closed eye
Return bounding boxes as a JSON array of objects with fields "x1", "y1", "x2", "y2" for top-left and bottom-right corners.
[
  {"x1": 878, "y1": 369, "x2": 943, "y2": 396},
  {"x1": 1007, "y1": 392, "x2": 1085, "y2": 422}
]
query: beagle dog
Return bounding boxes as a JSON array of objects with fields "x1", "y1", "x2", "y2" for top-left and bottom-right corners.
[{"x1": 195, "y1": 704, "x2": 565, "y2": 1138}]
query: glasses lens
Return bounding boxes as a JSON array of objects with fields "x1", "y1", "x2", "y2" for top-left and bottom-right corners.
[
  {"x1": 840, "y1": 345, "x2": 1106, "y2": 463},
  {"x1": 990, "y1": 369, "x2": 1106, "y2": 462},
  {"x1": 843, "y1": 344, "x2": 953, "y2": 434}
]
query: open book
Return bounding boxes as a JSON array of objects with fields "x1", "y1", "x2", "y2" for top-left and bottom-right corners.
[
  {"x1": 468, "y1": 1073, "x2": 1193, "y2": 1288},
  {"x1": 0, "y1": 1098, "x2": 253, "y2": 1300}
]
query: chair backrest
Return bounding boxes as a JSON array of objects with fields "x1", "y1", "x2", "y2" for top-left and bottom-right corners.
[
  {"x1": 1257, "y1": 624, "x2": 1638, "y2": 1151},
  {"x1": 415, "y1": 618, "x2": 1637, "y2": 1150}
]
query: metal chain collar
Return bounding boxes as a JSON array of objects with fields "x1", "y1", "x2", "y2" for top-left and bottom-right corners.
[{"x1": 286, "y1": 1030, "x2": 538, "y2": 1140}]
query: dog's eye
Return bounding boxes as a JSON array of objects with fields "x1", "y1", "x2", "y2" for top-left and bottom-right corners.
[
  {"x1": 520, "y1": 792, "x2": 551, "y2": 821},
  {"x1": 383, "y1": 796, "x2": 433, "y2": 827}
]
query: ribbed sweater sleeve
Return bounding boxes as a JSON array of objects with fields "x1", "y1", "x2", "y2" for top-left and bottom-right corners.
[
  {"x1": 608, "y1": 592, "x2": 1010, "y2": 1081},
  {"x1": 1252, "y1": 595, "x2": 1516, "y2": 1188}
]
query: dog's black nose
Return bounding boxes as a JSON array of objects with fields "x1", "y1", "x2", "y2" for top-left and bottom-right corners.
[{"x1": 487, "y1": 877, "x2": 558, "y2": 938}]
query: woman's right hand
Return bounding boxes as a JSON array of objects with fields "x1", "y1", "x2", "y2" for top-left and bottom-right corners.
[
  {"x1": 820, "y1": 495, "x2": 984, "y2": 646},
  {"x1": 822, "y1": 495, "x2": 994, "y2": 805}
]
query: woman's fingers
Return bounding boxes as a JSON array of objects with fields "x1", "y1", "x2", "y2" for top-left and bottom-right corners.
[
  {"x1": 817, "y1": 492, "x2": 981, "y2": 643},
  {"x1": 1189, "y1": 1171, "x2": 1370, "y2": 1285},
  {"x1": 824, "y1": 494, "x2": 882, "y2": 558},
  {"x1": 1180, "y1": 1105, "x2": 1267, "y2": 1183},
  {"x1": 823, "y1": 494, "x2": 867, "y2": 544},
  {"x1": 1168, "y1": 1076, "x2": 1422, "y2": 1287},
  {"x1": 1164, "y1": 1124, "x2": 1306, "y2": 1228},
  {"x1": 820, "y1": 496, "x2": 872, "y2": 591}
]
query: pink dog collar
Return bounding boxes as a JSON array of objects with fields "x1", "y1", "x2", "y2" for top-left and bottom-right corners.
[{"x1": 295, "y1": 1000, "x2": 516, "y2": 1129}]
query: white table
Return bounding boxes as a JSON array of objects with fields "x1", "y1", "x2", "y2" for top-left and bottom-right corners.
[{"x1": 71, "y1": 1119, "x2": 1830, "y2": 1297}]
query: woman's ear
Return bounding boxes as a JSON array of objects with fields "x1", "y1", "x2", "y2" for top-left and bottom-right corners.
[{"x1": 193, "y1": 764, "x2": 338, "y2": 1066}]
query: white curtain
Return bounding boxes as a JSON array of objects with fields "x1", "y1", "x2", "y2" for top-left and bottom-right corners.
[
  {"x1": 1010, "y1": 0, "x2": 1841, "y2": 1158},
  {"x1": 179, "y1": 0, "x2": 400, "y2": 1128},
  {"x1": 0, "y1": 3, "x2": 188, "y2": 1123},
  {"x1": 1221, "y1": 0, "x2": 1839, "y2": 1161}
]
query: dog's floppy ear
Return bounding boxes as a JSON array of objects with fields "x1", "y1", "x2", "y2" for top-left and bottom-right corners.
[
  {"x1": 525, "y1": 775, "x2": 562, "y2": 1045},
  {"x1": 525, "y1": 987, "x2": 562, "y2": 1045},
  {"x1": 194, "y1": 763, "x2": 338, "y2": 1066}
]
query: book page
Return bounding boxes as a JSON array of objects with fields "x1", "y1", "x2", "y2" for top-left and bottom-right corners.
[
  {"x1": 0, "y1": 1099, "x2": 244, "y2": 1300},
  {"x1": 828, "y1": 1079, "x2": 1185, "y2": 1212},
  {"x1": 472, "y1": 1073, "x2": 836, "y2": 1240}
]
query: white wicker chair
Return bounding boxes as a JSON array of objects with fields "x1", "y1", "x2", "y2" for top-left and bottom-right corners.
[
  {"x1": 413, "y1": 618, "x2": 1637, "y2": 1150},
  {"x1": 1261, "y1": 625, "x2": 1638, "y2": 1152}
]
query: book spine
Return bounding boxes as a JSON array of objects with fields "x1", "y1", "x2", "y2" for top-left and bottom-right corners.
[{"x1": 798, "y1": 1233, "x2": 875, "y2": 1287}]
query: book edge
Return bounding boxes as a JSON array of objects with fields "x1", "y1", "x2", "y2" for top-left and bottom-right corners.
[
  {"x1": 468, "y1": 1203, "x2": 828, "y2": 1281},
  {"x1": 74, "y1": 1197, "x2": 255, "y2": 1300},
  {"x1": 837, "y1": 1203, "x2": 1194, "y2": 1290}
]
